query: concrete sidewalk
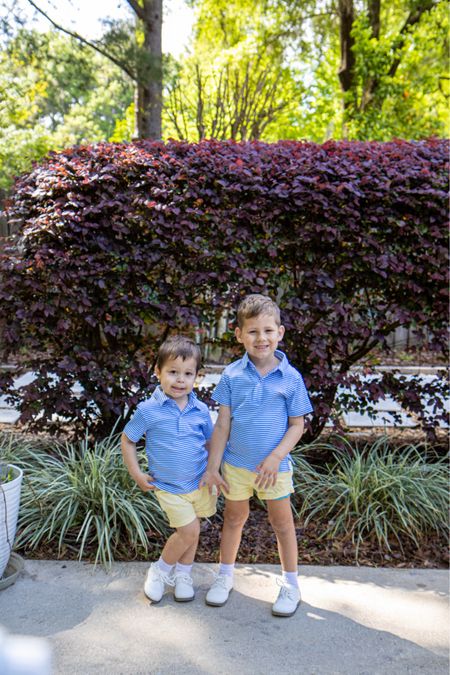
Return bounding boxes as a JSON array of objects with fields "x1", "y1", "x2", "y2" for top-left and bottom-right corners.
[{"x1": 0, "y1": 561, "x2": 448, "y2": 675}]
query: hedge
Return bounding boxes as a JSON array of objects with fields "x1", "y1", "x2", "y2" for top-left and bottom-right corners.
[{"x1": 0, "y1": 138, "x2": 448, "y2": 439}]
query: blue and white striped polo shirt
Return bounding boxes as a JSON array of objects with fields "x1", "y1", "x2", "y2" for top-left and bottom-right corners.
[
  {"x1": 213, "y1": 350, "x2": 313, "y2": 472},
  {"x1": 123, "y1": 387, "x2": 213, "y2": 494}
]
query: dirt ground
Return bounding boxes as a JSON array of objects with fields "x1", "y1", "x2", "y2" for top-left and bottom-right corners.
[{"x1": 18, "y1": 504, "x2": 448, "y2": 569}]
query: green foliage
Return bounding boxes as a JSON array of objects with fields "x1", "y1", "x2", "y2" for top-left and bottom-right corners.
[
  {"x1": 0, "y1": 28, "x2": 132, "y2": 192},
  {"x1": 343, "y1": 2, "x2": 449, "y2": 139},
  {"x1": 0, "y1": 2, "x2": 448, "y2": 194},
  {"x1": 181, "y1": 0, "x2": 449, "y2": 141},
  {"x1": 164, "y1": 0, "x2": 308, "y2": 140},
  {"x1": 0, "y1": 464, "x2": 15, "y2": 483},
  {"x1": 292, "y1": 436, "x2": 449, "y2": 556},
  {"x1": 0, "y1": 431, "x2": 169, "y2": 567},
  {"x1": 110, "y1": 101, "x2": 136, "y2": 142}
]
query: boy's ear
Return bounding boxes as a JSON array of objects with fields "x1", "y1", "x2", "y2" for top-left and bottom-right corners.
[
  {"x1": 154, "y1": 365, "x2": 160, "y2": 379},
  {"x1": 278, "y1": 325, "x2": 285, "y2": 340},
  {"x1": 235, "y1": 326, "x2": 243, "y2": 343}
]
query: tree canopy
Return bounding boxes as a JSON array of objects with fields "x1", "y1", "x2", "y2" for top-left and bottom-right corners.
[{"x1": 0, "y1": 0, "x2": 447, "y2": 193}]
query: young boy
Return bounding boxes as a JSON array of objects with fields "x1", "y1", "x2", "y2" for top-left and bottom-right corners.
[
  {"x1": 121, "y1": 335, "x2": 216, "y2": 604},
  {"x1": 201, "y1": 294, "x2": 313, "y2": 617}
]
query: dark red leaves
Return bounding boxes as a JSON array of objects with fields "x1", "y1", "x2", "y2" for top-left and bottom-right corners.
[{"x1": 0, "y1": 138, "x2": 448, "y2": 438}]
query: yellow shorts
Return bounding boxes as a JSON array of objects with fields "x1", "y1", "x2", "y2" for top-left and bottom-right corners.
[
  {"x1": 222, "y1": 462, "x2": 294, "y2": 501},
  {"x1": 154, "y1": 486, "x2": 217, "y2": 528}
]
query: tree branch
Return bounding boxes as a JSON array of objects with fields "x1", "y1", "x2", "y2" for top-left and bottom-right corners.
[
  {"x1": 361, "y1": 0, "x2": 436, "y2": 110},
  {"x1": 25, "y1": 0, "x2": 137, "y2": 81},
  {"x1": 125, "y1": 0, "x2": 146, "y2": 23},
  {"x1": 387, "y1": 1, "x2": 436, "y2": 79}
]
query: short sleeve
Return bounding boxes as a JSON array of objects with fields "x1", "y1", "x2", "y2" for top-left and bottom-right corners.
[
  {"x1": 286, "y1": 374, "x2": 314, "y2": 417},
  {"x1": 201, "y1": 409, "x2": 214, "y2": 440},
  {"x1": 123, "y1": 407, "x2": 148, "y2": 442},
  {"x1": 212, "y1": 372, "x2": 231, "y2": 406}
]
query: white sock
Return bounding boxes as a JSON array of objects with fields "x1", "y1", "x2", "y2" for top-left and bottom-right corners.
[
  {"x1": 282, "y1": 570, "x2": 299, "y2": 588},
  {"x1": 157, "y1": 557, "x2": 174, "y2": 575},
  {"x1": 219, "y1": 563, "x2": 235, "y2": 578},
  {"x1": 175, "y1": 562, "x2": 192, "y2": 576}
]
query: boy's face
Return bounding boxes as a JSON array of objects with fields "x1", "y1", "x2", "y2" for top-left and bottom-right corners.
[
  {"x1": 155, "y1": 356, "x2": 197, "y2": 403},
  {"x1": 235, "y1": 313, "x2": 285, "y2": 362}
]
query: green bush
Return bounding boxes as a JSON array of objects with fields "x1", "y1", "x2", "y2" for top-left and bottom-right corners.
[
  {"x1": 0, "y1": 431, "x2": 169, "y2": 567},
  {"x1": 291, "y1": 436, "x2": 449, "y2": 556}
]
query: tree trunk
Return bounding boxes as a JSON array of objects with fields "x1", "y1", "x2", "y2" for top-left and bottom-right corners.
[
  {"x1": 367, "y1": 0, "x2": 381, "y2": 39},
  {"x1": 134, "y1": 0, "x2": 163, "y2": 139},
  {"x1": 360, "y1": 0, "x2": 381, "y2": 111},
  {"x1": 337, "y1": 0, "x2": 356, "y2": 108}
]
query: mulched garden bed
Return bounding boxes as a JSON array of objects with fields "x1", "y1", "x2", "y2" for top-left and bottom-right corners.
[{"x1": 17, "y1": 504, "x2": 448, "y2": 569}]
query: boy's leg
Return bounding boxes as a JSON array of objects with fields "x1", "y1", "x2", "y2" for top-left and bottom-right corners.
[
  {"x1": 172, "y1": 529, "x2": 201, "y2": 600},
  {"x1": 145, "y1": 518, "x2": 200, "y2": 603},
  {"x1": 220, "y1": 498, "x2": 250, "y2": 564},
  {"x1": 266, "y1": 498, "x2": 298, "y2": 572},
  {"x1": 267, "y1": 497, "x2": 301, "y2": 617},
  {"x1": 161, "y1": 517, "x2": 201, "y2": 566},
  {"x1": 205, "y1": 498, "x2": 249, "y2": 607}
]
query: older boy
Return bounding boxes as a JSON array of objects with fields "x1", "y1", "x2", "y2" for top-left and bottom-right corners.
[
  {"x1": 122, "y1": 335, "x2": 216, "y2": 604},
  {"x1": 201, "y1": 294, "x2": 313, "y2": 617}
]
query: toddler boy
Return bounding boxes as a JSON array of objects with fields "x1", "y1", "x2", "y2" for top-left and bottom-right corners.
[{"x1": 122, "y1": 335, "x2": 216, "y2": 603}]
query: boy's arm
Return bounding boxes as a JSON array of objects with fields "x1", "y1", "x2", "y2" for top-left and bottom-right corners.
[
  {"x1": 121, "y1": 432, "x2": 156, "y2": 492},
  {"x1": 200, "y1": 405, "x2": 231, "y2": 494},
  {"x1": 255, "y1": 416, "x2": 305, "y2": 489}
]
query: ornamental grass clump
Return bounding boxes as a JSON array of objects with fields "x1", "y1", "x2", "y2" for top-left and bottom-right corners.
[
  {"x1": 10, "y1": 431, "x2": 169, "y2": 567},
  {"x1": 0, "y1": 430, "x2": 36, "y2": 468},
  {"x1": 292, "y1": 436, "x2": 449, "y2": 555}
]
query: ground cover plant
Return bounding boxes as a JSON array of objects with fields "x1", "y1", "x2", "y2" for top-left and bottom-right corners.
[
  {"x1": 0, "y1": 138, "x2": 448, "y2": 441},
  {"x1": 0, "y1": 430, "x2": 169, "y2": 567},
  {"x1": 1, "y1": 431, "x2": 447, "y2": 568},
  {"x1": 291, "y1": 436, "x2": 449, "y2": 557}
]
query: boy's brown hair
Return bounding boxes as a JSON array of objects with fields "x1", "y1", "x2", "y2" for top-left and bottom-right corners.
[
  {"x1": 156, "y1": 335, "x2": 202, "y2": 372},
  {"x1": 236, "y1": 294, "x2": 281, "y2": 328}
]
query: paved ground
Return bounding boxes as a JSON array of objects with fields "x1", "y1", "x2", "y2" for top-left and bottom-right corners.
[{"x1": 0, "y1": 561, "x2": 448, "y2": 674}]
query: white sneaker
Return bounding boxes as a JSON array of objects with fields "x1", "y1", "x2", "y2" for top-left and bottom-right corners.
[
  {"x1": 205, "y1": 573, "x2": 233, "y2": 607},
  {"x1": 174, "y1": 573, "x2": 195, "y2": 602},
  {"x1": 144, "y1": 563, "x2": 173, "y2": 603},
  {"x1": 272, "y1": 580, "x2": 301, "y2": 617}
]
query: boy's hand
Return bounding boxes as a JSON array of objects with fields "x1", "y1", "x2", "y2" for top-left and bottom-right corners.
[
  {"x1": 133, "y1": 471, "x2": 156, "y2": 492},
  {"x1": 255, "y1": 454, "x2": 282, "y2": 489},
  {"x1": 200, "y1": 469, "x2": 229, "y2": 495}
]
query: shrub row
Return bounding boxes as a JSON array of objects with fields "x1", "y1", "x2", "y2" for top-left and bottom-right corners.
[{"x1": 0, "y1": 138, "x2": 448, "y2": 439}]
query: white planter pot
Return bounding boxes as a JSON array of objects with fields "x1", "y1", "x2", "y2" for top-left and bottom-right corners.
[{"x1": 0, "y1": 464, "x2": 23, "y2": 579}]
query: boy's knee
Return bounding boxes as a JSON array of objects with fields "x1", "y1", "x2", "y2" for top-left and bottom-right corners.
[
  {"x1": 224, "y1": 505, "x2": 249, "y2": 529},
  {"x1": 269, "y1": 514, "x2": 295, "y2": 536},
  {"x1": 177, "y1": 519, "x2": 200, "y2": 544}
]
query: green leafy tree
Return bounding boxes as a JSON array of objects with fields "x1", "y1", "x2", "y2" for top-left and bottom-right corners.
[
  {"x1": 183, "y1": 0, "x2": 448, "y2": 140},
  {"x1": 0, "y1": 29, "x2": 133, "y2": 193},
  {"x1": 21, "y1": 0, "x2": 163, "y2": 138},
  {"x1": 165, "y1": 0, "x2": 307, "y2": 140},
  {"x1": 336, "y1": 0, "x2": 448, "y2": 138}
]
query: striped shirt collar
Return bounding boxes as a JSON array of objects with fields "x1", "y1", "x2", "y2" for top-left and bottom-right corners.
[
  {"x1": 241, "y1": 349, "x2": 288, "y2": 375},
  {"x1": 152, "y1": 385, "x2": 201, "y2": 409}
]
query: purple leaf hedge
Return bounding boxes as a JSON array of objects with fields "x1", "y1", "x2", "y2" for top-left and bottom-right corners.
[{"x1": 0, "y1": 138, "x2": 448, "y2": 439}]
